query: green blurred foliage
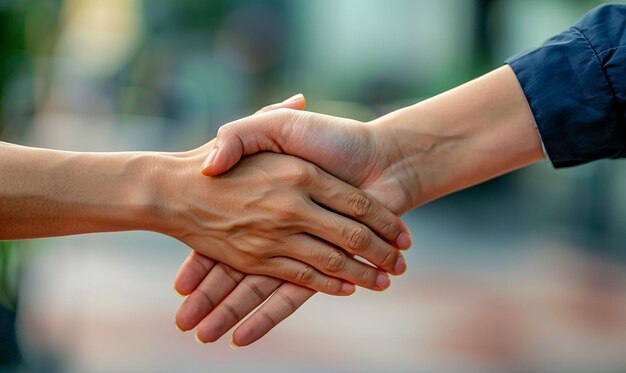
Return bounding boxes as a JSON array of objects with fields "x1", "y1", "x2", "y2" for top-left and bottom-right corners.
[{"x1": 0, "y1": 241, "x2": 17, "y2": 310}]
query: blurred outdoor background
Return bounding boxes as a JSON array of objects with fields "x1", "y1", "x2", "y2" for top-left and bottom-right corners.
[{"x1": 1, "y1": 0, "x2": 625, "y2": 372}]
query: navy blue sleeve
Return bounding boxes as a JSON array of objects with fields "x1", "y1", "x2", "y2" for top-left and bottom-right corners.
[{"x1": 505, "y1": 4, "x2": 626, "y2": 168}]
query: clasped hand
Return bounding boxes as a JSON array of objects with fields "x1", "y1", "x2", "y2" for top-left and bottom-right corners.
[
  {"x1": 167, "y1": 149, "x2": 407, "y2": 294},
  {"x1": 172, "y1": 96, "x2": 412, "y2": 345}
]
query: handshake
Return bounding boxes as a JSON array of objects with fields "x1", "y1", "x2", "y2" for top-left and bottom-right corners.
[
  {"x1": 173, "y1": 93, "x2": 414, "y2": 347},
  {"x1": 0, "y1": 66, "x2": 545, "y2": 348},
  {"x1": 168, "y1": 65, "x2": 544, "y2": 347}
]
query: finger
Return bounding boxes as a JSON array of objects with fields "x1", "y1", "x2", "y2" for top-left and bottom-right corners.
[
  {"x1": 308, "y1": 170, "x2": 411, "y2": 249},
  {"x1": 174, "y1": 251, "x2": 217, "y2": 296},
  {"x1": 255, "y1": 94, "x2": 307, "y2": 114},
  {"x1": 232, "y1": 283, "x2": 315, "y2": 347},
  {"x1": 259, "y1": 257, "x2": 356, "y2": 296},
  {"x1": 201, "y1": 95, "x2": 306, "y2": 176},
  {"x1": 287, "y1": 234, "x2": 391, "y2": 291},
  {"x1": 175, "y1": 263, "x2": 244, "y2": 331},
  {"x1": 195, "y1": 275, "x2": 282, "y2": 343},
  {"x1": 301, "y1": 200, "x2": 406, "y2": 276}
]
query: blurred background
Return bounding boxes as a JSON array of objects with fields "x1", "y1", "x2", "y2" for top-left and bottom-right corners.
[{"x1": 1, "y1": 0, "x2": 625, "y2": 372}]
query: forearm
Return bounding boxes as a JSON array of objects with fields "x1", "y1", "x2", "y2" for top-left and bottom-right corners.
[
  {"x1": 0, "y1": 141, "x2": 165, "y2": 239},
  {"x1": 374, "y1": 65, "x2": 545, "y2": 208}
]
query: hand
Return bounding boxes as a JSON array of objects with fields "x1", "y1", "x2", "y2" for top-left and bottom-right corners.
[
  {"x1": 161, "y1": 149, "x2": 408, "y2": 295},
  {"x1": 175, "y1": 251, "x2": 314, "y2": 345},
  {"x1": 200, "y1": 105, "x2": 416, "y2": 214},
  {"x1": 176, "y1": 67, "x2": 544, "y2": 346},
  {"x1": 174, "y1": 97, "x2": 317, "y2": 345},
  {"x1": 198, "y1": 67, "x2": 543, "y2": 214},
  {"x1": 174, "y1": 95, "x2": 414, "y2": 346}
]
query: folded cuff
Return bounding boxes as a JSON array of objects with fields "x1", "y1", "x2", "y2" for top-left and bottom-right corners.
[{"x1": 506, "y1": 27, "x2": 622, "y2": 168}]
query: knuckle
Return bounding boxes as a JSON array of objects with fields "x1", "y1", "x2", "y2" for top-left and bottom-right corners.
[
  {"x1": 240, "y1": 253, "x2": 261, "y2": 270},
  {"x1": 277, "y1": 204, "x2": 300, "y2": 223},
  {"x1": 381, "y1": 249, "x2": 398, "y2": 270},
  {"x1": 275, "y1": 107, "x2": 307, "y2": 125},
  {"x1": 220, "y1": 263, "x2": 244, "y2": 283},
  {"x1": 326, "y1": 277, "x2": 342, "y2": 294},
  {"x1": 258, "y1": 309, "x2": 278, "y2": 328},
  {"x1": 270, "y1": 109, "x2": 297, "y2": 137},
  {"x1": 274, "y1": 109, "x2": 310, "y2": 143},
  {"x1": 324, "y1": 251, "x2": 347, "y2": 273},
  {"x1": 347, "y1": 191, "x2": 372, "y2": 218},
  {"x1": 216, "y1": 124, "x2": 230, "y2": 138},
  {"x1": 380, "y1": 218, "x2": 401, "y2": 239},
  {"x1": 258, "y1": 104, "x2": 274, "y2": 113},
  {"x1": 288, "y1": 164, "x2": 312, "y2": 186},
  {"x1": 360, "y1": 267, "x2": 377, "y2": 286},
  {"x1": 242, "y1": 280, "x2": 266, "y2": 301},
  {"x1": 275, "y1": 291, "x2": 299, "y2": 312},
  {"x1": 294, "y1": 265, "x2": 315, "y2": 285},
  {"x1": 345, "y1": 225, "x2": 370, "y2": 252},
  {"x1": 273, "y1": 107, "x2": 296, "y2": 119},
  {"x1": 305, "y1": 162, "x2": 319, "y2": 177},
  {"x1": 222, "y1": 302, "x2": 242, "y2": 322}
]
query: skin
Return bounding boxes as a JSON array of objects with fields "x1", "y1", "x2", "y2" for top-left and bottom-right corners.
[
  {"x1": 175, "y1": 65, "x2": 546, "y2": 346},
  {"x1": 0, "y1": 117, "x2": 413, "y2": 297}
]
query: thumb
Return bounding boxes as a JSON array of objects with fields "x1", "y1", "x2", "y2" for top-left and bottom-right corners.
[
  {"x1": 200, "y1": 94, "x2": 306, "y2": 176},
  {"x1": 255, "y1": 93, "x2": 306, "y2": 114}
]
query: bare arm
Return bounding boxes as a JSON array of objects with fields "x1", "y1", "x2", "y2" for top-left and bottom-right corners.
[
  {"x1": 0, "y1": 142, "x2": 158, "y2": 239},
  {"x1": 0, "y1": 141, "x2": 408, "y2": 295}
]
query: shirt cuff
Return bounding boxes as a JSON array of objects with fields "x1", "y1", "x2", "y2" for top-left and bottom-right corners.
[{"x1": 505, "y1": 28, "x2": 620, "y2": 168}]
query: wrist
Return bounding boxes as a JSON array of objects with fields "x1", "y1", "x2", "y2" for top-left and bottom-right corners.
[
  {"x1": 371, "y1": 66, "x2": 544, "y2": 208},
  {"x1": 371, "y1": 106, "x2": 461, "y2": 209},
  {"x1": 138, "y1": 150, "x2": 208, "y2": 237},
  {"x1": 111, "y1": 151, "x2": 170, "y2": 233}
]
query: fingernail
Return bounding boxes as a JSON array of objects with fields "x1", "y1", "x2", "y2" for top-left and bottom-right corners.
[
  {"x1": 396, "y1": 232, "x2": 412, "y2": 250},
  {"x1": 341, "y1": 282, "x2": 356, "y2": 294},
  {"x1": 201, "y1": 147, "x2": 219, "y2": 170},
  {"x1": 229, "y1": 339, "x2": 241, "y2": 350},
  {"x1": 175, "y1": 319, "x2": 185, "y2": 333},
  {"x1": 375, "y1": 273, "x2": 391, "y2": 289},
  {"x1": 283, "y1": 93, "x2": 303, "y2": 104},
  {"x1": 194, "y1": 333, "x2": 206, "y2": 345},
  {"x1": 394, "y1": 256, "x2": 407, "y2": 275}
]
